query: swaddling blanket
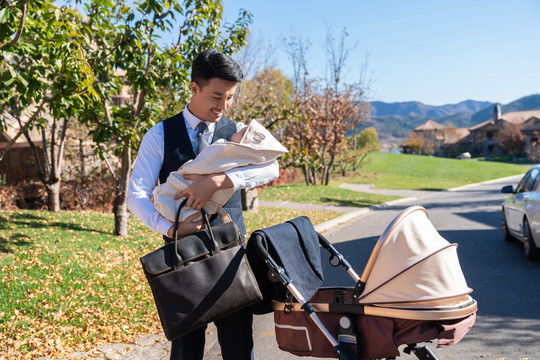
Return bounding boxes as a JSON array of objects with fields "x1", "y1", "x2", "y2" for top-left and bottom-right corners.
[{"x1": 153, "y1": 119, "x2": 288, "y2": 222}]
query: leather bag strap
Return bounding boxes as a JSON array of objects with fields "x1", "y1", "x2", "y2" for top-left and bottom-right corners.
[
  {"x1": 201, "y1": 209, "x2": 221, "y2": 256},
  {"x1": 173, "y1": 199, "x2": 188, "y2": 269},
  {"x1": 172, "y1": 199, "x2": 224, "y2": 269}
]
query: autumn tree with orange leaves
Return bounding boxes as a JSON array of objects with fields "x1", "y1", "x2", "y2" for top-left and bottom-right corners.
[
  {"x1": 280, "y1": 28, "x2": 370, "y2": 185},
  {"x1": 499, "y1": 122, "x2": 525, "y2": 161}
]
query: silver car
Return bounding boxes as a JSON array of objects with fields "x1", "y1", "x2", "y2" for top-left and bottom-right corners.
[{"x1": 501, "y1": 165, "x2": 540, "y2": 260}]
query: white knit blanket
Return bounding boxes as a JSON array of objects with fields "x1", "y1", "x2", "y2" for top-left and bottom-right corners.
[{"x1": 153, "y1": 119, "x2": 288, "y2": 222}]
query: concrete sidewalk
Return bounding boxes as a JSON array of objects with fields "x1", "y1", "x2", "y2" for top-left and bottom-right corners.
[{"x1": 50, "y1": 176, "x2": 523, "y2": 360}]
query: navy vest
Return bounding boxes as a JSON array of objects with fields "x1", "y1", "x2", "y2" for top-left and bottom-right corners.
[{"x1": 160, "y1": 112, "x2": 246, "y2": 241}]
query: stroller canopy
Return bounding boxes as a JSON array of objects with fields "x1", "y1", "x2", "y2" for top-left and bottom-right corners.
[{"x1": 357, "y1": 206, "x2": 472, "y2": 307}]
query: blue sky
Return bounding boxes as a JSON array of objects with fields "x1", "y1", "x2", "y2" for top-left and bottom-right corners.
[{"x1": 221, "y1": 0, "x2": 540, "y2": 106}]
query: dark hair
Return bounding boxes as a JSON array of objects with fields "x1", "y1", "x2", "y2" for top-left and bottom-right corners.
[{"x1": 191, "y1": 49, "x2": 244, "y2": 87}]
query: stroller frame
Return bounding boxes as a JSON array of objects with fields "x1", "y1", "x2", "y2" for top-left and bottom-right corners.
[{"x1": 252, "y1": 206, "x2": 477, "y2": 360}]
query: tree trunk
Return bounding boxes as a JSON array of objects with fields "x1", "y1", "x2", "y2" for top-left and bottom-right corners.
[
  {"x1": 309, "y1": 167, "x2": 317, "y2": 185},
  {"x1": 46, "y1": 181, "x2": 61, "y2": 212},
  {"x1": 113, "y1": 144, "x2": 132, "y2": 236},
  {"x1": 302, "y1": 165, "x2": 309, "y2": 185},
  {"x1": 321, "y1": 165, "x2": 330, "y2": 185},
  {"x1": 113, "y1": 196, "x2": 129, "y2": 236},
  {"x1": 302, "y1": 165, "x2": 317, "y2": 185}
]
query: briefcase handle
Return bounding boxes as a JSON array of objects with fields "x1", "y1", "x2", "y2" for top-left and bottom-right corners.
[{"x1": 171, "y1": 199, "x2": 231, "y2": 269}]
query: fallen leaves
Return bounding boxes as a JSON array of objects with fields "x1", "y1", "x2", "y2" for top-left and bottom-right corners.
[{"x1": 0, "y1": 210, "x2": 163, "y2": 359}]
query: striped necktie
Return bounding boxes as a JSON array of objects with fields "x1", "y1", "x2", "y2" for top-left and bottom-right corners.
[{"x1": 195, "y1": 122, "x2": 209, "y2": 155}]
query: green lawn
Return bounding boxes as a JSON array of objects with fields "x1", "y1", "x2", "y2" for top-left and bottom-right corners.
[
  {"x1": 259, "y1": 152, "x2": 528, "y2": 204},
  {"x1": 350, "y1": 152, "x2": 528, "y2": 190},
  {"x1": 0, "y1": 207, "x2": 341, "y2": 359},
  {"x1": 258, "y1": 182, "x2": 400, "y2": 206}
]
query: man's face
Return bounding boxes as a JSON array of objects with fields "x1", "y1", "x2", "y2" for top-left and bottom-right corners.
[{"x1": 188, "y1": 77, "x2": 237, "y2": 123}]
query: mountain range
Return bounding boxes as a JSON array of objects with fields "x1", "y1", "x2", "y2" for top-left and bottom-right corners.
[{"x1": 365, "y1": 94, "x2": 540, "y2": 148}]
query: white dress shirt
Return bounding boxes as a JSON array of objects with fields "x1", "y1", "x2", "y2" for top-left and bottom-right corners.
[{"x1": 127, "y1": 104, "x2": 279, "y2": 236}]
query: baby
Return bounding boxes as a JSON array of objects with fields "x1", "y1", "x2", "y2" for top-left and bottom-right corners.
[{"x1": 152, "y1": 119, "x2": 288, "y2": 223}]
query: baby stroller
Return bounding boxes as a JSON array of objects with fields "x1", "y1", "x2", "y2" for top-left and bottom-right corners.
[{"x1": 246, "y1": 206, "x2": 477, "y2": 360}]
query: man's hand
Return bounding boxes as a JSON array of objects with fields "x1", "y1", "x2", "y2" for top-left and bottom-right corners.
[
  {"x1": 174, "y1": 173, "x2": 233, "y2": 210},
  {"x1": 167, "y1": 212, "x2": 204, "y2": 239}
]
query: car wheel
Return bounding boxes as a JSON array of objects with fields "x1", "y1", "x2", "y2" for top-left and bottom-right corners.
[
  {"x1": 523, "y1": 218, "x2": 540, "y2": 261},
  {"x1": 502, "y1": 211, "x2": 513, "y2": 242}
]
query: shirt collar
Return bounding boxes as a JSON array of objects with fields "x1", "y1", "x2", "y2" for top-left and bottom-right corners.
[{"x1": 183, "y1": 103, "x2": 216, "y2": 132}]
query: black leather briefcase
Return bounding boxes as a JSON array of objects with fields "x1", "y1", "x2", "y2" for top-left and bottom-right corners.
[{"x1": 140, "y1": 204, "x2": 262, "y2": 340}]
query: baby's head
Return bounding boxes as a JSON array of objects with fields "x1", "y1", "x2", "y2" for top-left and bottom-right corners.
[{"x1": 231, "y1": 126, "x2": 248, "y2": 143}]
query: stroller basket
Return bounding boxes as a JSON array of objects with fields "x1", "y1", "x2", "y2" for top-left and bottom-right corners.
[{"x1": 247, "y1": 206, "x2": 477, "y2": 360}]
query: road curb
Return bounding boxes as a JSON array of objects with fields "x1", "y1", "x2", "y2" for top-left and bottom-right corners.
[
  {"x1": 445, "y1": 174, "x2": 524, "y2": 192},
  {"x1": 313, "y1": 196, "x2": 420, "y2": 233},
  {"x1": 316, "y1": 174, "x2": 525, "y2": 233},
  {"x1": 314, "y1": 208, "x2": 371, "y2": 233}
]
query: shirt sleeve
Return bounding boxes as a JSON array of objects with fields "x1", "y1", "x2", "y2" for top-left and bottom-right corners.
[
  {"x1": 127, "y1": 123, "x2": 174, "y2": 236},
  {"x1": 224, "y1": 121, "x2": 280, "y2": 190},
  {"x1": 225, "y1": 160, "x2": 280, "y2": 191}
]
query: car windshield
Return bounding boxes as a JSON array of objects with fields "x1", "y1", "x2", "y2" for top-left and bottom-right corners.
[{"x1": 517, "y1": 168, "x2": 540, "y2": 193}]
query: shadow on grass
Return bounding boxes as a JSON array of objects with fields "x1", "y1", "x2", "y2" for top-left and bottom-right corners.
[
  {"x1": 0, "y1": 234, "x2": 32, "y2": 253},
  {"x1": 0, "y1": 213, "x2": 47, "y2": 229},
  {"x1": 0, "y1": 213, "x2": 109, "y2": 235},
  {"x1": 47, "y1": 221, "x2": 109, "y2": 235}
]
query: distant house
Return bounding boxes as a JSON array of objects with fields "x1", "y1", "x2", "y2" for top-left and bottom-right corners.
[
  {"x1": 112, "y1": 68, "x2": 132, "y2": 106},
  {"x1": 413, "y1": 119, "x2": 447, "y2": 140},
  {"x1": 402, "y1": 119, "x2": 470, "y2": 157},
  {"x1": 0, "y1": 68, "x2": 131, "y2": 184},
  {"x1": 0, "y1": 110, "x2": 44, "y2": 184},
  {"x1": 467, "y1": 105, "x2": 540, "y2": 157},
  {"x1": 403, "y1": 105, "x2": 540, "y2": 158}
]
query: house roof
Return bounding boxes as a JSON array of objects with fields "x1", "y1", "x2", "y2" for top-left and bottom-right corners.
[
  {"x1": 444, "y1": 127, "x2": 470, "y2": 145},
  {"x1": 413, "y1": 119, "x2": 446, "y2": 131},
  {"x1": 469, "y1": 110, "x2": 540, "y2": 132},
  {"x1": 468, "y1": 119, "x2": 494, "y2": 131},
  {"x1": 522, "y1": 122, "x2": 540, "y2": 134},
  {"x1": 501, "y1": 110, "x2": 540, "y2": 124}
]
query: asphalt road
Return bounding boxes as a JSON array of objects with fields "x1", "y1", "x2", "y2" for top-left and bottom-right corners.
[{"x1": 235, "y1": 176, "x2": 540, "y2": 360}]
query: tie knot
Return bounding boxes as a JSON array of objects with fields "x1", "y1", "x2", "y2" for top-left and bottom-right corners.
[{"x1": 197, "y1": 122, "x2": 208, "y2": 133}]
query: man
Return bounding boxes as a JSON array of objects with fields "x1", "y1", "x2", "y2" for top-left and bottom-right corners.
[{"x1": 127, "y1": 49, "x2": 279, "y2": 360}]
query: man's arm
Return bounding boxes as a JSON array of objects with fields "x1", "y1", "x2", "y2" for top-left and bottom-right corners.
[
  {"x1": 226, "y1": 160, "x2": 280, "y2": 191},
  {"x1": 127, "y1": 124, "x2": 175, "y2": 236},
  {"x1": 176, "y1": 172, "x2": 233, "y2": 210},
  {"x1": 128, "y1": 124, "x2": 205, "y2": 238},
  {"x1": 228, "y1": 121, "x2": 280, "y2": 190},
  {"x1": 173, "y1": 120, "x2": 280, "y2": 212},
  {"x1": 175, "y1": 160, "x2": 279, "y2": 210}
]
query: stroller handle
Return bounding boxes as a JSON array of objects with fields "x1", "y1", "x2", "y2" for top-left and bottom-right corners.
[
  {"x1": 252, "y1": 233, "x2": 357, "y2": 360},
  {"x1": 318, "y1": 233, "x2": 352, "y2": 269},
  {"x1": 318, "y1": 233, "x2": 361, "y2": 284},
  {"x1": 251, "y1": 233, "x2": 292, "y2": 286}
]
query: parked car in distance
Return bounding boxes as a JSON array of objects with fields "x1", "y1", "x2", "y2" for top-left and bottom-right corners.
[
  {"x1": 501, "y1": 165, "x2": 540, "y2": 260},
  {"x1": 456, "y1": 152, "x2": 471, "y2": 159}
]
